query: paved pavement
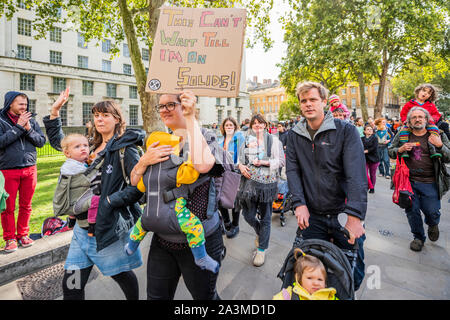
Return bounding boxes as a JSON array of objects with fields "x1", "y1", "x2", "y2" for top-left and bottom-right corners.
[{"x1": 0, "y1": 177, "x2": 449, "y2": 300}]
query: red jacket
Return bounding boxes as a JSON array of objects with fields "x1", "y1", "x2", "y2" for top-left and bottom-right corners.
[{"x1": 400, "y1": 99, "x2": 441, "y2": 124}]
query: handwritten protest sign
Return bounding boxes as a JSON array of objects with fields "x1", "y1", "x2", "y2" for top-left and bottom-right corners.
[{"x1": 146, "y1": 6, "x2": 247, "y2": 97}]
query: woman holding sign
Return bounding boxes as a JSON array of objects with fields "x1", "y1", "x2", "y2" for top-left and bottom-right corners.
[{"x1": 130, "y1": 91, "x2": 225, "y2": 300}]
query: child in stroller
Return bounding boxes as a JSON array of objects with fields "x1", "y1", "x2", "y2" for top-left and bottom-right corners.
[
  {"x1": 273, "y1": 248, "x2": 338, "y2": 300},
  {"x1": 272, "y1": 179, "x2": 293, "y2": 226},
  {"x1": 277, "y1": 228, "x2": 358, "y2": 300}
]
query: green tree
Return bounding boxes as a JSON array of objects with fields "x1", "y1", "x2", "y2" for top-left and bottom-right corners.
[
  {"x1": 278, "y1": 94, "x2": 300, "y2": 120},
  {"x1": 392, "y1": 53, "x2": 450, "y2": 116},
  {"x1": 279, "y1": 0, "x2": 448, "y2": 119},
  {"x1": 1, "y1": 0, "x2": 274, "y2": 133}
]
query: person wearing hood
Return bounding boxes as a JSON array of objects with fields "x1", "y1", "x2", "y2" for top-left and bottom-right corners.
[
  {"x1": 285, "y1": 81, "x2": 367, "y2": 290},
  {"x1": 1, "y1": 91, "x2": 46, "y2": 253},
  {"x1": 43, "y1": 88, "x2": 145, "y2": 300}
]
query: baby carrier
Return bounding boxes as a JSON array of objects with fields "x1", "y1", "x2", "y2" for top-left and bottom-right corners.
[
  {"x1": 277, "y1": 228, "x2": 358, "y2": 300},
  {"x1": 53, "y1": 156, "x2": 104, "y2": 221},
  {"x1": 141, "y1": 130, "x2": 237, "y2": 243}
]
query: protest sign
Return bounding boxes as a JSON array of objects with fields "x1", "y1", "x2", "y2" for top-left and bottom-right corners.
[{"x1": 146, "y1": 6, "x2": 246, "y2": 97}]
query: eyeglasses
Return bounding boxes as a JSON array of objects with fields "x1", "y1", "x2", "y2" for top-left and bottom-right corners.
[{"x1": 155, "y1": 102, "x2": 180, "y2": 113}]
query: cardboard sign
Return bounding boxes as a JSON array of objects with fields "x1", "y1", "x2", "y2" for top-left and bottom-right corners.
[{"x1": 146, "y1": 6, "x2": 246, "y2": 97}]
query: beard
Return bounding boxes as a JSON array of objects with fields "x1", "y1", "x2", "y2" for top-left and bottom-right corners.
[{"x1": 411, "y1": 122, "x2": 426, "y2": 130}]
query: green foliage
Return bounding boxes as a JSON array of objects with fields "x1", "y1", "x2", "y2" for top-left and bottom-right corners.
[
  {"x1": 279, "y1": 0, "x2": 448, "y2": 117},
  {"x1": 278, "y1": 94, "x2": 300, "y2": 120}
]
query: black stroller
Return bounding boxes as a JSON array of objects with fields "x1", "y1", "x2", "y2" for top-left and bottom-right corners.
[
  {"x1": 272, "y1": 179, "x2": 293, "y2": 226},
  {"x1": 277, "y1": 227, "x2": 358, "y2": 300}
]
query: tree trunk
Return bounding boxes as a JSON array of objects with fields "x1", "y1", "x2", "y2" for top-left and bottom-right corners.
[
  {"x1": 374, "y1": 50, "x2": 389, "y2": 118},
  {"x1": 356, "y1": 72, "x2": 369, "y2": 122},
  {"x1": 117, "y1": 0, "x2": 165, "y2": 134}
]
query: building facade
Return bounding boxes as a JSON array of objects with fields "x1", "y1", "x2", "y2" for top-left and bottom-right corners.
[
  {"x1": 0, "y1": 7, "x2": 251, "y2": 129},
  {"x1": 247, "y1": 77, "x2": 287, "y2": 122},
  {"x1": 337, "y1": 80, "x2": 402, "y2": 119}
]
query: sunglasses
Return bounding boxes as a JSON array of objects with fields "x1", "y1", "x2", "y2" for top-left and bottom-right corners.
[{"x1": 155, "y1": 102, "x2": 180, "y2": 113}]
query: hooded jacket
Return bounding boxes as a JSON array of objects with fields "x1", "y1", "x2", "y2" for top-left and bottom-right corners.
[
  {"x1": 285, "y1": 112, "x2": 367, "y2": 220},
  {"x1": 43, "y1": 115, "x2": 145, "y2": 251},
  {"x1": 400, "y1": 99, "x2": 441, "y2": 124},
  {"x1": 0, "y1": 91, "x2": 46, "y2": 169}
]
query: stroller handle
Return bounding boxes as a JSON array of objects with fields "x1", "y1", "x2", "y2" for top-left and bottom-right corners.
[{"x1": 295, "y1": 226, "x2": 359, "y2": 250}]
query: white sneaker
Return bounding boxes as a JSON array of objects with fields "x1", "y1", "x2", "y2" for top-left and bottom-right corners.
[{"x1": 253, "y1": 250, "x2": 265, "y2": 267}]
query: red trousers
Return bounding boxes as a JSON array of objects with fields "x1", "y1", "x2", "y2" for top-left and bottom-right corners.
[{"x1": 1, "y1": 166, "x2": 37, "y2": 241}]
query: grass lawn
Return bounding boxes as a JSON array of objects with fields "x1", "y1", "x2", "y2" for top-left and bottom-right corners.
[{"x1": 0, "y1": 155, "x2": 65, "y2": 248}]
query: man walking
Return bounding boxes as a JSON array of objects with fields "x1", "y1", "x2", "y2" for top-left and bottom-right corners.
[
  {"x1": 388, "y1": 107, "x2": 450, "y2": 252},
  {"x1": 0, "y1": 91, "x2": 46, "y2": 253},
  {"x1": 285, "y1": 81, "x2": 367, "y2": 289}
]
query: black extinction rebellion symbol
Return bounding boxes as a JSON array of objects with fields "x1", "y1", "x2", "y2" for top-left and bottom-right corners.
[{"x1": 148, "y1": 79, "x2": 161, "y2": 91}]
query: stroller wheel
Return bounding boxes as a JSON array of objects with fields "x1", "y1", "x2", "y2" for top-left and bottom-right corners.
[{"x1": 280, "y1": 216, "x2": 286, "y2": 227}]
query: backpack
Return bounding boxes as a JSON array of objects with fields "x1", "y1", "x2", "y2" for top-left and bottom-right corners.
[{"x1": 41, "y1": 217, "x2": 70, "y2": 237}]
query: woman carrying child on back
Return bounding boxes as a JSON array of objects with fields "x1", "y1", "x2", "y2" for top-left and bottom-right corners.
[{"x1": 44, "y1": 88, "x2": 145, "y2": 300}]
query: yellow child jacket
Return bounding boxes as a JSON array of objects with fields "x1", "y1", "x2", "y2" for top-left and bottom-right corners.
[
  {"x1": 273, "y1": 283, "x2": 338, "y2": 300},
  {"x1": 137, "y1": 131, "x2": 199, "y2": 192}
]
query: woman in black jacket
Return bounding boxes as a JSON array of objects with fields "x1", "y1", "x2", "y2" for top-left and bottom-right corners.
[
  {"x1": 43, "y1": 88, "x2": 145, "y2": 300},
  {"x1": 361, "y1": 124, "x2": 379, "y2": 193}
]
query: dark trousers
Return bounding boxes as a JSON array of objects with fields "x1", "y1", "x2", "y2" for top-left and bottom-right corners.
[
  {"x1": 405, "y1": 181, "x2": 441, "y2": 242},
  {"x1": 146, "y1": 226, "x2": 223, "y2": 300},
  {"x1": 299, "y1": 213, "x2": 364, "y2": 290},
  {"x1": 219, "y1": 206, "x2": 240, "y2": 227}
]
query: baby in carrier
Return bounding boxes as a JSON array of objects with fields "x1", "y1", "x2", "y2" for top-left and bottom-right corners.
[
  {"x1": 58, "y1": 134, "x2": 100, "y2": 236},
  {"x1": 273, "y1": 248, "x2": 338, "y2": 300},
  {"x1": 124, "y1": 132, "x2": 219, "y2": 273}
]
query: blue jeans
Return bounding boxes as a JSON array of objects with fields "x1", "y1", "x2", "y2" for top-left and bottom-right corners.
[
  {"x1": 377, "y1": 147, "x2": 390, "y2": 177},
  {"x1": 405, "y1": 181, "x2": 441, "y2": 242},
  {"x1": 241, "y1": 200, "x2": 272, "y2": 250}
]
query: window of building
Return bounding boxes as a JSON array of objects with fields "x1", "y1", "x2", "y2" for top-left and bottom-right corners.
[
  {"x1": 235, "y1": 98, "x2": 240, "y2": 107},
  {"x1": 274, "y1": 96, "x2": 278, "y2": 102},
  {"x1": 17, "y1": 45, "x2": 31, "y2": 60},
  {"x1": 78, "y1": 55, "x2": 88, "y2": 69},
  {"x1": 82, "y1": 103, "x2": 93, "y2": 125},
  {"x1": 216, "y1": 98, "x2": 221, "y2": 105},
  {"x1": 342, "y1": 99, "x2": 347, "y2": 106},
  {"x1": 28, "y1": 100, "x2": 36, "y2": 113},
  {"x1": 18, "y1": 18, "x2": 31, "y2": 36},
  {"x1": 49, "y1": 27, "x2": 62, "y2": 43},
  {"x1": 20, "y1": 74, "x2": 35, "y2": 91},
  {"x1": 60, "y1": 103, "x2": 68, "y2": 126},
  {"x1": 237, "y1": 110, "x2": 241, "y2": 124},
  {"x1": 129, "y1": 105, "x2": 138, "y2": 126},
  {"x1": 142, "y1": 48, "x2": 149, "y2": 61},
  {"x1": 106, "y1": 83, "x2": 117, "y2": 98},
  {"x1": 123, "y1": 64, "x2": 132, "y2": 75},
  {"x1": 374, "y1": 85, "x2": 379, "y2": 92},
  {"x1": 18, "y1": 1, "x2": 31, "y2": 9},
  {"x1": 341, "y1": 89, "x2": 346, "y2": 95},
  {"x1": 82, "y1": 80, "x2": 94, "y2": 96},
  {"x1": 227, "y1": 110, "x2": 232, "y2": 118},
  {"x1": 217, "y1": 109, "x2": 223, "y2": 124},
  {"x1": 227, "y1": 98, "x2": 231, "y2": 105},
  {"x1": 351, "y1": 87, "x2": 356, "y2": 94},
  {"x1": 77, "y1": 33, "x2": 88, "y2": 48},
  {"x1": 365, "y1": 86, "x2": 368, "y2": 93},
  {"x1": 123, "y1": 44, "x2": 130, "y2": 57},
  {"x1": 102, "y1": 59, "x2": 111, "y2": 72},
  {"x1": 53, "y1": 77, "x2": 66, "y2": 93},
  {"x1": 102, "y1": 39, "x2": 111, "y2": 53},
  {"x1": 351, "y1": 98, "x2": 356, "y2": 107},
  {"x1": 50, "y1": 50, "x2": 62, "y2": 64},
  {"x1": 268, "y1": 97, "x2": 272, "y2": 102},
  {"x1": 129, "y1": 86, "x2": 138, "y2": 99}
]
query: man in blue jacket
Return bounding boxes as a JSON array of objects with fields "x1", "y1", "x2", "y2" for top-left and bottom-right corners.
[
  {"x1": 286, "y1": 82, "x2": 367, "y2": 290},
  {"x1": 0, "y1": 91, "x2": 46, "y2": 253}
]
